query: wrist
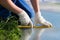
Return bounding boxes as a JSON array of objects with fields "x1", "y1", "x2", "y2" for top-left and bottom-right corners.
[
  {"x1": 35, "y1": 11, "x2": 41, "y2": 16},
  {"x1": 17, "y1": 11, "x2": 26, "y2": 16}
]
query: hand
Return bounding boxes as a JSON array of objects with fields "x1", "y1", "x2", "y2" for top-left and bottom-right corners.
[
  {"x1": 18, "y1": 11, "x2": 33, "y2": 27},
  {"x1": 34, "y1": 12, "x2": 53, "y2": 27}
]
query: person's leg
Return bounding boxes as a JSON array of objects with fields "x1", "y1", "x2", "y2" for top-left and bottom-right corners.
[{"x1": 15, "y1": 0, "x2": 35, "y2": 18}]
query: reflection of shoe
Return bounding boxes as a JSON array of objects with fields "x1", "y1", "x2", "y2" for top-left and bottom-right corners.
[{"x1": 35, "y1": 12, "x2": 53, "y2": 27}]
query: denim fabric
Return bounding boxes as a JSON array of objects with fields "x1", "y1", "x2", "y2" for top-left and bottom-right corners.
[{"x1": 0, "y1": 0, "x2": 35, "y2": 18}]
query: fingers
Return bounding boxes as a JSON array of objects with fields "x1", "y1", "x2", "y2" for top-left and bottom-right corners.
[
  {"x1": 28, "y1": 20, "x2": 33, "y2": 28},
  {"x1": 48, "y1": 22, "x2": 53, "y2": 27},
  {"x1": 41, "y1": 21, "x2": 53, "y2": 28}
]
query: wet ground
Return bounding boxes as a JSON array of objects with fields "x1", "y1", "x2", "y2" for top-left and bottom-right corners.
[{"x1": 40, "y1": 10, "x2": 60, "y2": 40}]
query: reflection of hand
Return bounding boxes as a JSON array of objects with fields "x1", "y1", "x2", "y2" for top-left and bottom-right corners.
[
  {"x1": 35, "y1": 12, "x2": 53, "y2": 27},
  {"x1": 30, "y1": 29, "x2": 46, "y2": 40},
  {"x1": 18, "y1": 11, "x2": 33, "y2": 26}
]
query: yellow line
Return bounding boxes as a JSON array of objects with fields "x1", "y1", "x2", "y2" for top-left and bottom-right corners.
[{"x1": 18, "y1": 25, "x2": 52, "y2": 29}]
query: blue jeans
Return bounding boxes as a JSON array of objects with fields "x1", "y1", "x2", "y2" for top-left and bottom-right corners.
[{"x1": 0, "y1": 0, "x2": 35, "y2": 19}]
